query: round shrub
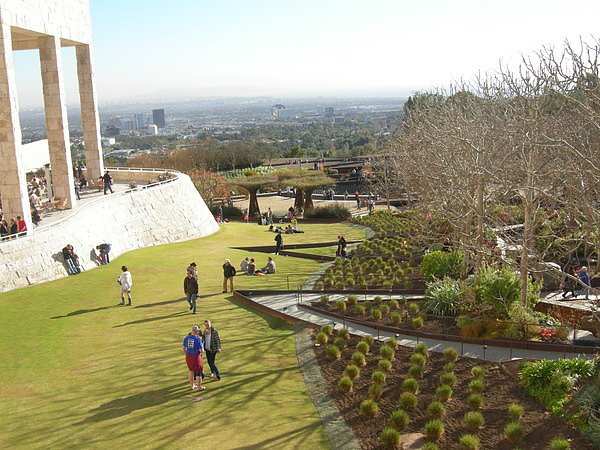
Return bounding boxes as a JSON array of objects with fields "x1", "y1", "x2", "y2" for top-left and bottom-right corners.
[
  {"x1": 320, "y1": 324, "x2": 334, "y2": 335},
  {"x1": 459, "y1": 434, "x2": 481, "y2": 450},
  {"x1": 414, "y1": 343, "x2": 429, "y2": 356},
  {"x1": 380, "y1": 345, "x2": 395, "y2": 360},
  {"x1": 379, "y1": 427, "x2": 400, "y2": 450},
  {"x1": 410, "y1": 353, "x2": 426, "y2": 368},
  {"x1": 508, "y1": 403, "x2": 524, "y2": 420},
  {"x1": 384, "y1": 337, "x2": 399, "y2": 349},
  {"x1": 421, "y1": 444, "x2": 439, "y2": 450},
  {"x1": 408, "y1": 302, "x2": 420, "y2": 313},
  {"x1": 337, "y1": 376, "x2": 353, "y2": 393},
  {"x1": 354, "y1": 304, "x2": 366, "y2": 316},
  {"x1": 468, "y1": 379, "x2": 484, "y2": 394},
  {"x1": 380, "y1": 304, "x2": 390, "y2": 315},
  {"x1": 343, "y1": 364, "x2": 360, "y2": 380},
  {"x1": 335, "y1": 300, "x2": 347, "y2": 312},
  {"x1": 390, "y1": 299, "x2": 400, "y2": 309},
  {"x1": 424, "y1": 419, "x2": 445, "y2": 441},
  {"x1": 550, "y1": 438, "x2": 571, "y2": 450},
  {"x1": 504, "y1": 421, "x2": 524, "y2": 443},
  {"x1": 351, "y1": 351, "x2": 366, "y2": 367},
  {"x1": 378, "y1": 359, "x2": 392, "y2": 372},
  {"x1": 402, "y1": 378, "x2": 419, "y2": 394},
  {"x1": 408, "y1": 364, "x2": 423, "y2": 379},
  {"x1": 333, "y1": 337, "x2": 347, "y2": 350},
  {"x1": 426, "y1": 401, "x2": 446, "y2": 419},
  {"x1": 463, "y1": 411, "x2": 485, "y2": 430},
  {"x1": 374, "y1": 295, "x2": 383, "y2": 305},
  {"x1": 372, "y1": 371, "x2": 387, "y2": 385},
  {"x1": 389, "y1": 409, "x2": 410, "y2": 431},
  {"x1": 439, "y1": 372, "x2": 457, "y2": 387},
  {"x1": 347, "y1": 294, "x2": 358, "y2": 305},
  {"x1": 444, "y1": 361, "x2": 456, "y2": 372},
  {"x1": 316, "y1": 332, "x2": 328, "y2": 346},
  {"x1": 471, "y1": 366, "x2": 485, "y2": 379},
  {"x1": 411, "y1": 316, "x2": 424, "y2": 328},
  {"x1": 466, "y1": 393, "x2": 483, "y2": 409},
  {"x1": 362, "y1": 335, "x2": 375, "y2": 346},
  {"x1": 390, "y1": 311, "x2": 402, "y2": 325},
  {"x1": 435, "y1": 385, "x2": 453, "y2": 402},
  {"x1": 372, "y1": 308, "x2": 383, "y2": 320},
  {"x1": 399, "y1": 392, "x2": 418, "y2": 410},
  {"x1": 337, "y1": 328, "x2": 350, "y2": 340},
  {"x1": 443, "y1": 347, "x2": 458, "y2": 362},
  {"x1": 326, "y1": 345, "x2": 341, "y2": 360},
  {"x1": 356, "y1": 341, "x2": 370, "y2": 355},
  {"x1": 320, "y1": 295, "x2": 329, "y2": 305},
  {"x1": 369, "y1": 383, "x2": 384, "y2": 399},
  {"x1": 359, "y1": 399, "x2": 379, "y2": 418}
]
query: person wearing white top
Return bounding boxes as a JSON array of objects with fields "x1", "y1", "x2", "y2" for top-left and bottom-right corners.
[{"x1": 118, "y1": 265, "x2": 133, "y2": 306}]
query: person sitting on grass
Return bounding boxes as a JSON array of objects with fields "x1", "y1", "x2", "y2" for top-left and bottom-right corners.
[
  {"x1": 260, "y1": 256, "x2": 276, "y2": 274},
  {"x1": 247, "y1": 258, "x2": 256, "y2": 275},
  {"x1": 240, "y1": 257, "x2": 250, "y2": 273}
]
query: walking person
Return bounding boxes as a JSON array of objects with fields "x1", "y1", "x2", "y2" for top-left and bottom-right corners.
[
  {"x1": 187, "y1": 262, "x2": 198, "y2": 280},
  {"x1": 102, "y1": 170, "x2": 114, "y2": 195},
  {"x1": 202, "y1": 320, "x2": 222, "y2": 381},
  {"x1": 274, "y1": 230, "x2": 283, "y2": 255},
  {"x1": 183, "y1": 325, "x2": 205, "y2": 391},
  {"x1": 355, "y1": 191, "x2": 360, "y2": 209},
  {"x1": 578, "y1": 266, "x2": 591, "y2": 300},
  {"x1": 267, "y1": 207, "x2": 273, "y2": 225},
  {"x1": 184, "y1": 271, "x2": 199, "y2": 314},
  {"x1": 222, "y1": 259, "x2": 236, "y2": 293},
  {"x1": 118, "y1": 265, "x2": 133, "y2": 305},
  {"x1": 562, "y1": 264, "x2": 577, "y2": 299}
]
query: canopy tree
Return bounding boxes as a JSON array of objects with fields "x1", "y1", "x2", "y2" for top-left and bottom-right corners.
[
  {"x1": 230, "y1": 174, "x2": 278, "y2": 217},
  {"x1": 278, "y1": 170, "x2": 335, "y2": 211}
]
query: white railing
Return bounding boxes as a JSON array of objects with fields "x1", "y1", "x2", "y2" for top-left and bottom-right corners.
[{"x1": 2, "y1": 167, "x2": 181, "y2": 241}]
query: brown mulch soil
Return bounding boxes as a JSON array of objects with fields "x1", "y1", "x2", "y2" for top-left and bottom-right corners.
[{"x1": 312, "y1": 333, "x2": 590, "y2": 450}]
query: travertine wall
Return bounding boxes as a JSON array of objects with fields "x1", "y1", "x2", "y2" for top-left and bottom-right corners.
[{"x1": 0, "y1": 173, "x2": 219, "y2": 293}]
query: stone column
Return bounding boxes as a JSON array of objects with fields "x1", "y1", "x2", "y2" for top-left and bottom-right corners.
[
  {"x1": 39, "y1": 35, "x2": 76, "y2": 208},
  {"x1": 0, "y1": 20, "x2": 32, "y2": 230},
  {"x1": 76, "y1": 44, "x2": 104, "y2": 182}
]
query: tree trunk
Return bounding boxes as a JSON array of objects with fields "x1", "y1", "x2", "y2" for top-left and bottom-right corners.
[
  {"x1": 461, "y1": 209, "x2": 473, "y2": 279},
  {"x1": 520, "y1": 172, "x2": 534, "y2": 306},
  {"x1": 248, "y1": 188, "x2": 260, "y2": 217},
  {"x1": 304, "y1": 189, "x2": 315, "y2": 211},
  {"x1": 474, "y1": 176, "x2": 485, "y2": 271},
  {"x1": 294, "y1": 189, "x2": 305, "y2": 210}
]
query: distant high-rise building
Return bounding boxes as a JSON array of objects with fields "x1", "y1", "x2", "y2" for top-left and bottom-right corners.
[
  {"x1": 152, "y1": 109, "x2": 166, "y2": 128},
  {"x1": 105, "y1": 125, "x2": 120, "y2": 136},
  {"x1": 120, "y1": 117, "x2": 134, "y2": 132},
  {"x1": 324, "y1": 107, "x2": 335, "y2": 117},
  {"x1": 134, "y1": 113, "x2": 146, "y2": 130},
  {"x1": 147, "y1": 124, "x2": 158, "y2": 135}
]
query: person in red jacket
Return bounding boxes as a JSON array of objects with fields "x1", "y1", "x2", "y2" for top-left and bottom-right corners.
[{"x1": 16, "y1": 215, "x2": 27, "y2": 236}]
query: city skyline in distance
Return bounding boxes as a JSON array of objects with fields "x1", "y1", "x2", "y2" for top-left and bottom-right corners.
[{"x1": 11, "y1": 0, "x2": 600, "y2": 107}]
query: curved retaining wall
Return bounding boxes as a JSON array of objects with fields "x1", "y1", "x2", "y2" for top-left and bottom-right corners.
[{"x1": 0, "y1": 171, "x2": 219, "y2": 293}]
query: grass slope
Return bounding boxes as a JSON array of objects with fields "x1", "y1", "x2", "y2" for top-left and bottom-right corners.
[{"x1": 0, "y1": 222, "x2": 364, "y2": 449}]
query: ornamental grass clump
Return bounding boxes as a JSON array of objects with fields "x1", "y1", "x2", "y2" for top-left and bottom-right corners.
[
  {"x1": 354, "y1": 304, "x2": 366, "y2": 316},
  {"x1": 337, "y1": 328, "x2": 350, "y2": 340},
  {"x1": 444, "y1": 361, "x2": 456, "y2": 372},
  {"x1": 380, "y1": 304, "x2": 390, "y2": 315},
  {"x1": 389, "y1": 409, "x2": 410, "y2": 431},
  {"x1": 335, "y1": 300, "x2": 347, "y2": 312},
  {"x1": 508, "y1": 403, "x2": 524, "y2": 420},
  {"x1": 459, "y1": 434, "x2": 481, "y2": 450},
  {"x1": 399, "y1": 392, "x2": 418, "y2": 410},
  {"x1": 443, "y1": 347, "x2": 458, "y2": 362},
  {"x1": 408, "y1": 364, "x2": 423, "y2": 379},
  {"x1": 356, "y1": 341, "x2": 370, "y2": 355},
  {"x1": 326, "y1": 345, "x2": 341, "y2": 360},
  {"x1": 402, "y1": 377, "x2": 419, "y2": 394},
  {"x1": 426, "y1": 401, "x2": 446, "y2": 419},
  {"x1": 380, "y1": 345, "x2": 395, "y2": 360},
  {"x1": 435, "y1": 384, "x2": 453, "y2": 402},
  {"x1": 471, "y1": 366, "x2": 485, "y2": 379},
  {"x1": 384, "y1": 337, "x2": 399, "y2": 349},
  {"x1": 338, "y1": 376, "x2": 353, "y2": 393},
  {"x1": 468, "y1": 379, "x2": 485, "y2": 394},
  {"x1": 344, "y1": 364, "x2": 360, "y2": 380},
  {"x1": 378, "y1": 358, "x2": 392, "y2": 372},
  {"x1": 362, "y1": 335, "x2": 375, "y2": 346},
  {"x1": 439, "y1": 372, "x2": 457, "y2": 387},
  {"x1": 410, "y1": 353, "x2": 426, "y2": 368},
  {"x1": 409, "y1": 302, "x2": 420, "y2": 313},
  {"x1": 372, "y1": 370, "x2": 387, "y2": 385},
  {"x1": 347, "y1": 294, "x2": 358, "y2": 305},
  {"x1": 466, "y1": 393, "x2": 483, "y2": 410},
  {"x1": 359, "y1": 399, "x2": 379, "y2": 418},
  {"x1": 390, "y1": 311, "x2": 402, "y2": 325},
  {"x1": 369, "y1": 382, "x2": 384, "y2": 399},
  {"x1": 372, "y1": 308, "x2": 383, "y2": 320},
  {"x1": 379, "y1": 427, "x2": 400, "y2": 450},
  {"x1": 351, "y1": 351, "x2": 366, "y2": 367},
  {"x1": 504, "y1": 421, "x2": 524, "y2": 443},
  {"x1": 421, "y1": 444, "x2": 439, "y2": 450},
  {"x1": 549, "y1": 438, "x2": 571, "y2": 450},
  {"x1": 463, "y1": 411, "x2": 485, "y2": 430},
  {"x1": 389, "y1": 299, "x2": 400, "y2": 309},
  {"x1": 414, "y1": 343, "x2": 429, "y2": 357},
  {"x1": 374, "y1": 295, "x2": 383, "y2": 305},
  {"x1": 320, "y1": 295, "x2": 329, "y2": 305},
  {"x1": 411, "y1": 316, "x2": 424, "y2": 329},
  {"x1": 333, "y1": 337, "x2": 347, "y2": 350},
  {"x1": 316, "y1": 332, "x2": 328, "y2": 345},
  {"x1": 424, "y1": 419, "x2": 445, "y2": 441},
  {"x1": 321, "y1": 324, "x2": 334, "y2": 335}
]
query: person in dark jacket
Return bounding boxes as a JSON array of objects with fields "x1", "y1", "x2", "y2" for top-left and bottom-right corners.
[
  {"x1": 274, "y1": 230, "x2": 283, "y2": 255},
  {"x1": 184, "y1": 271, "x2": 199, "y2": 313},
  {"x1": 202, "y1": 320, "x2": 222, "y2": 380},
  {"x1": 222, "y1": 259, "x2": 236, "y2": 293},
  {"x1": 96, "y1": 243, "x2": 112, "y2": 264}
]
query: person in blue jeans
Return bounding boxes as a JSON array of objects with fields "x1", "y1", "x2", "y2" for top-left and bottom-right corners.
[
  {"x1": 202, "y1": 320, "x2": 222, "y2": 380},
  {"x1": 184, "y1": 271, "x2": 199, "y2": 314},
  {"x1": 578, "y1": 266, "x2": 591, "y2": 300}
]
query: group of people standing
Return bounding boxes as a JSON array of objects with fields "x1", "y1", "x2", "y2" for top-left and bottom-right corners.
[
  {"x1": 562, "y1": 265, "x2": 592, "y2": 300},
  {"x1": 0, "y1": 215, "x2": 27, "y2": 240},
  {"x1": 182, "y1": 321, "x2": 222, "y2": 391}
]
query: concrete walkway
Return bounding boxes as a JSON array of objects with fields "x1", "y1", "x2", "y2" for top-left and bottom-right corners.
[{"x1": 244, "y1": 292, "x2": 596, "y2": 361}]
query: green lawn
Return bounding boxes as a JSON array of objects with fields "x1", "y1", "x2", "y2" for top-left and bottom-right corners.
[{"x1": 0, "y1": 222, "x2": 364, "y2": 449}]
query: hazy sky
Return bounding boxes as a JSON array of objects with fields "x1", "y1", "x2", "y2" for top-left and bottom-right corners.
[{"x1": 12, "y1": 0, "x2": 600, "y2": 107}]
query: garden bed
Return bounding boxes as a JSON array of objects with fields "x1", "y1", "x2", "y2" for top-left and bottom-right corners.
[{"x1": 312, "y1": 332, "x2": 589, "y2": 449}]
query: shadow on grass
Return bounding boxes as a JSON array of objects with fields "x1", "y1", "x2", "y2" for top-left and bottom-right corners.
[
  {"x1": 74, "y1": 383, "x2": 187, "y2": 424},
  {"x1": 134, "y1": 297, "x2": 187, "y2": 308},
  {"x1": 51, "y1": 305, "x2": 120, "y2": 319},
  {"x1": 113, "y1": 311, "x2": 188, "y2": 328},
  {"x1": 226, "y1": 296, "x2": 293, "y2": 331},
  {"x1": 234, "y1": 421, "x2": 324, "y2": 449}
]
